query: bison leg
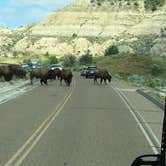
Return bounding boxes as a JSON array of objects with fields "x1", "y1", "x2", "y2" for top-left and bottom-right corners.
[
  {"x1": 31, "y1": 79, "x2": 33, "y2": 85},
  {"x1": 30, "y1": 77, "x2": 34, "y2": 85},
  {"x1": 100, "y1": 78, "x2": 103, "y2": 85},
  {"x1": 54, "y1": 75, "x2": 57, "y2": 80},
  {"x1": 30, "y1": 74, "x2": 33, "y2": 85},
  {"x1": 94, "y1": 77, "x2": 97, "y2": 84},
  {"x1": 68, "y1": 79, "x2": 72, "y2": 86},
  {"x1": 94, "y1": 76, "x2": 99, "y2": 85},
  {"x1": 65, "y1": 79, "x2": 68, "y2": 86},
  {"x1": 60, "y1": 78, "x2": 63, "y2": 86},
  {"x1": 40, "y1": 79, "x2": 44, "y2": 85},
  {"x1": 44, "y1": 79, "x2": 48, "y2": 85},
  {"x1": 104, "y1": 78, "x2": 107, "y2": 85},
  {"x1": 24, "y1": 75, "x2": 27, "y2": 80}
]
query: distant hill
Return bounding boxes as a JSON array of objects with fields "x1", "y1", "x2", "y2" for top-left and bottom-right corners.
[{"x1": 0, "y1": 0, "x2": 166, "y2": 58}]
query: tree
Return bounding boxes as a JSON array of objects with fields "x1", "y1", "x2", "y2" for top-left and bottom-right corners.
[
  {"x1": 144, "y1": 0, "x2": 165, "y2": 11},
  {"x1": 13, "y1": 51, "x2": 18, "y2": 58},
  {"x1": 150, "y1": 64, "x2": 162, "y2": 76},
  {"x1": 44, "y1": 52, "x2": 49, "y2": 57},
  {"x1": 72, "y1": 33, "x2": 77, "y2": 38},
  {"x1": 79, "y1": 50, "x2": 93, "y2": 65},
  {"x1": 48, "y1": 56, "x2": 58, "y2": 64},
  {"x1": 104, "y1": 45, "x2": 119, "y2": 56},
  {"x1": 62, "y1": 54, "x2": 77, "y2": 67},
  {"x1": 23, "y1": 59, "x2": 31, "y2": 64}
]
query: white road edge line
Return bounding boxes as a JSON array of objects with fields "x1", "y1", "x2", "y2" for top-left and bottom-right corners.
[
  {"x1": 119, "y1": 89, "x2": 161, "y2": 147},
  {"x1": 111, "y1": 85, "x2": 159, "y2": 154}
]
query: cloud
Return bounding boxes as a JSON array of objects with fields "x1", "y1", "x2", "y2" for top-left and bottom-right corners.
[{"x1": 0, "y1": 0, "x2": 75, "y2": 28}]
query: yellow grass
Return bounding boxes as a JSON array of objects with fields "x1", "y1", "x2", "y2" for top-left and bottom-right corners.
[{"x1": 0, "y1": 55, "x2": 48, "y2": 64}]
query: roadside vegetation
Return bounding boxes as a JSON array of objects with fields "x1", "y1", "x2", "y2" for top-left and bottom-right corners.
[
  {"x1": 95, "y1": 55, "x2": 166, "y2": 78},
  {"x1": 90, "y1": 0, "x2": 165, "y2": 11},
  {"x1": 94, "y1": 54, "x2": 166, "y2": 102}
]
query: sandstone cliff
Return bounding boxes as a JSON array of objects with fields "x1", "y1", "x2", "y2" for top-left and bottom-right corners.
[{"x1": 0, "y1": 0, "x2": 166, "y2": 57}]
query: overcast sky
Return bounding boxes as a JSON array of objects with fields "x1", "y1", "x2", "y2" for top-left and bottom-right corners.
[{"x1": 0, "y1": 0, "x2": 74, "y2": 29}]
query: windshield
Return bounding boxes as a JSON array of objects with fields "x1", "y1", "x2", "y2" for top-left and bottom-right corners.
[
  {"x1": 50, "y1": 64, "x2": 62, "y2": 67},
  {"x1": 0, "y1": 0, "x2": 166, "y2": 165}
]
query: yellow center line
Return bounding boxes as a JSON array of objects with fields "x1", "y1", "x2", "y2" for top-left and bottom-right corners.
[{"x1": 5, "y1": 80, "x2": 76, "y2": 166}]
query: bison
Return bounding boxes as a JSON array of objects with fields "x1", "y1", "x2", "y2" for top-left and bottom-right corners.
[
  {"x1": 58, "y1": 69, "x2": 73, "y2": 86},
  {"x1": 0, "y1": 66, "x2": 13, "y2": 81},
  {"x1": 94, "y1": 69, "x2": 112, "y2": 85},
  {"x1": 0, "y1": 63, "x2": 28, "y2": 82},
  {"x1": 30, "y1": 67, "x2": 57, "y2": 85},
  {"x1": 8, "y1": 64, "x2": 27, "y2": 79},
  {"x1": 52, "y1": 68, "x2": 61, "y2": 80}
]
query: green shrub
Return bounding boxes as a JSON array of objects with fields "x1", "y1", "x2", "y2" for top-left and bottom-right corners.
[
  {"x1": 48, "y1": 56, "x2": 58, "y2": 64},
  {"x1": 145, "y1": 78, "x2": 156, "y2": 88},
  {"x1": 44, "y1": 52, "x2": 49, "y2": 57},
  {"x1": 72, "y1": 33, "x2": 77, "y2": 38},
  {"x1": 90, "y1": 0, "x2": 165, "y2": 11},
  {"x1": 104, "y1": 45, "x2": 119, "y2": 56},
  {"x1": 128, "y1": 75, "x2": 146, "y2": 84},
  {"x1": 23, "y1": 58, "x2": 31, "y2": 64},
  {"x1": 62, "y1": 54, "x2": 77, "y2": 67},
  {"x1": 150, "y1": 64, "x2": 162, "y2": 76},
  {"x1": 113, "y1": 74, "x2": 123, "y2": 80},
  {"x1": 144, "y1": 0, "x2": 165, "y2": 11},
  {"x1": 13, "y1": 51, "x2": 18, "y2": 58},
  {"x1": 72, "y1": 65, "x2": 80, "y2": 71},
  {"x1": 134, "y1": 2, "x2": 139, "y2": 7},
  {"x1": 79, "y1": 50, "x2": 93, "y2": 65}
]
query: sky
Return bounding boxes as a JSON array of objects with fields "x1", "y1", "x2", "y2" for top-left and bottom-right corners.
[{"x1": 0, "y1": 0, "x2": 75, "y2": 29}]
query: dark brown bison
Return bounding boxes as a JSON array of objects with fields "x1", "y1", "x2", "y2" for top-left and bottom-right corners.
[
  {"x1": 0, "y1": 64, "x2": 27, "y2": 82},
  {"x1": 94, "y1": 69, "x2": 112, "y2": 85},
  {"x1": 52, "y1": 68, "x2": 61, "y2": 80},
  {"x1": 0, "y1": 66, "x2": 13, "y2": 81},
  {"x1": 30, "y1": 67, "x2": 57, "y2": 85},
  {"x1": 58, "y1": 69, "x2": 73, "y2": 86},
  {"x1": 0, "y1": 66, "x2": 4, "y2": 79},
  {"x1": 8, "y1": 64, "x2": 27, "y2": 79}
]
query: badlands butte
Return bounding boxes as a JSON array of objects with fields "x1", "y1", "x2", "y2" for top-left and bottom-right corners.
[{"x1": 0, "y1": 0, "x2": 166, "y2": 59}]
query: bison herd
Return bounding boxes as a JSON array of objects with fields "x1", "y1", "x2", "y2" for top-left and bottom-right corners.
[
  {"x1": 0, "y1": 64, "x2": 26, "y2": 81},
  {"x1": 0, "y1": 63, "x2": 73, "y2": 86},
  {"x1": 0, "y1": 63, "x2": 112, "y2": 86},
  {"x1": 30, "y1": 68, "x2": 73, "y2": 86}
]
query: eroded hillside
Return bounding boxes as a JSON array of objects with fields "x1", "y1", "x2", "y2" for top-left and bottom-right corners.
[{"x1": 0, "y1": 0, "x2": 166, "y2": 58}]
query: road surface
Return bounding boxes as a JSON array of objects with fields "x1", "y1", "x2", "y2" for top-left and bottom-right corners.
[{"x1": 0, "y1": 76, "x2": 155, "y2": 166}]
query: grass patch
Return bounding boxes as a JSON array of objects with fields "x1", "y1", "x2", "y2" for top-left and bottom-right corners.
[
  {"x1": 94, "y1": 55, "x2": 166, "y2": 79},
  {"x1": 0, "y1": 55, "x2": 49, "y2": 64}
]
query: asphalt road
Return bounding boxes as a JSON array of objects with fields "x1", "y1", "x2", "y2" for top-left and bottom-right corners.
[{"x1": 0, "y1": 76, "x2": 154, "y2": 166}]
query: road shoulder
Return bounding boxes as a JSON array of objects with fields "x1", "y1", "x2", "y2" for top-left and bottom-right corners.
[{"x1": 111, "y1": 80, "x2": 163, "y2": 152}]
